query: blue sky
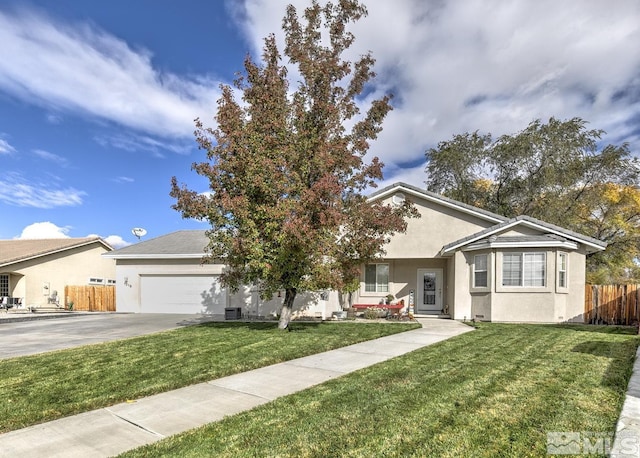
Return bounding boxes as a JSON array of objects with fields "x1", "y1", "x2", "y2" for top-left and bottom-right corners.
[{"x1": 1, "y1": 0, "x2": 639, "y2": 248}]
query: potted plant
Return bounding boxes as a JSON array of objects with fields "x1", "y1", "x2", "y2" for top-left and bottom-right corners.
[{"x1": 385, "y1": 294, "x2": 395, "y2": 305}]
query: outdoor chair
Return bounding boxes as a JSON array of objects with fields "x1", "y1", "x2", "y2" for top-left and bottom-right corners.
[
  {"x1": 48, "y1": 291, "x2": 59, "y2": 305},
  {"x1": 0, "y1": 296, "x2": 12, "y2": 311}
]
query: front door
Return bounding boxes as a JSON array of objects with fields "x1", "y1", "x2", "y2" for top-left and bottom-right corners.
[{"x1": 416, "y1": 269, "x2": 443, "y2": 314}]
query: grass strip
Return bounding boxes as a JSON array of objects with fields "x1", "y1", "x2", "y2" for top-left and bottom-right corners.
[
  {"x1": 121, "y1": 323, "x2": 639, "y2": 458},
  {"x1": 0, "y1": 321, "x2": 419, "y2": 433}
]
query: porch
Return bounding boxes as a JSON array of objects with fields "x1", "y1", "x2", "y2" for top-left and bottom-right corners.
[{"x1": 356, "y1": 258, "x2": 454, "y2": 318}]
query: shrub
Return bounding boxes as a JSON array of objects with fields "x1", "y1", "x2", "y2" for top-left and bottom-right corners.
[{"x1": 364, "y1": 307, "x2": 387, "y2": 320}]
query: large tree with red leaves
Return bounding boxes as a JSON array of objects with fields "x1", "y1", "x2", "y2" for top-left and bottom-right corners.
[{"x1": 171, "y1": 0, "x2": 415, "y2": 329}]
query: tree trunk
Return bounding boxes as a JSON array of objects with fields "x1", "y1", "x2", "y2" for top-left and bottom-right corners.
[{"x1": 278, "y1": 287, "x2": 296, "y2": 330}]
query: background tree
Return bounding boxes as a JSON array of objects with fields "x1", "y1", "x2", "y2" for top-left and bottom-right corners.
[
  {"x1": 425, "y1": 131, "x2": 492, "y2": 206},
  {"x1": 425, "y1": 117, "x2": 640, "y2": 283},
  {"x1": 171, "y1": 0, "x2": 415, "y2": 329},
  {"x1": 571, "y1": 183, "x2": 640, "y2": 283}
]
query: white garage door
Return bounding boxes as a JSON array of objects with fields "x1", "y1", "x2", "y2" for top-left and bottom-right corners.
[{"x1": 140, "y1": 274, "x2": 227, "y2": 314}]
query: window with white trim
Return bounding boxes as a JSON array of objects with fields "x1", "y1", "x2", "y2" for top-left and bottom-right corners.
[
  {"x1": 502, "y1": 252, "x2": 546, "y2": 287},
  {"x1": 558, "y1": 252, "x2": 567, "y2": 288},
  {"x1": 473, "y1": 254, "x2": 488, "y2": 288},
  {"x1": 365, "y1": 264, "x2": 389, "y2": 293}
]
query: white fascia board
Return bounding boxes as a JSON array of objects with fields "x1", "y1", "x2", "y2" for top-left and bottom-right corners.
[
  {"x1": 441, "y1": 220, "x2": 523, "y2": 255},
  {"x1": 368, "y1": 185, "x2": 504, "y2": 224},
  {"x1": 443, "y1": 219, "x2": 603, "y2": 255},
  {"x1": 102, "y1": 253, "x2": 206, "y2": 260},
  {"x1": 461, "y1": 240, "x2": 579, "y2": 252},
  {"x1": 514, "y1": 220, "x2": 605, "y2": 252}
]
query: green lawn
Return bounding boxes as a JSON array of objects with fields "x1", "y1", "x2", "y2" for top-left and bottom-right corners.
[
  {"x1": 0, "y1": 321, "x2": 419, "y2": 433},
  {"x1": 121, "y1": 323, "x2": 639, "y2": 458}
]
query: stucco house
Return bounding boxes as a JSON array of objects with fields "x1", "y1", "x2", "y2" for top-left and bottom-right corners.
[
  {"x1": 362, "y1": 183, "x2": 605, "y2": 323},
  {"x1": 0, "y1": 237, "x2": 115, "y2": 309},
  {"x1": 103, "y1": 230, "x2": 229, "y2": 315},
  {"x1": 105, "y1": 183, "x2": 606, "y2": 322}
]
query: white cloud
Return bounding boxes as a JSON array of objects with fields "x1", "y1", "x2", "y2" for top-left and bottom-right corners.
[
  {"x1": 240, "y1": 0, "x2": 640, "y2": 188},
  {"x1": 0, "y1": 138, "x2": 16, "y2": 155},
  {"x1": 0, "y1": 172, "x2": 85, "y2": 208},
  {"x1": 113, "y1": 176, "x2": 135, "y2": 184},
  {"x1": 17, "y1": 222, "x2": 70, "y2": 239},
  {"x1": 33, "y1": 149, "x2": 69, "y2": 167},
  {"x1": 103, "y1": 235, "x2": 130, "y2": 249},
  {"x1": 0, "y1": 8, "x2": 222, "y2": 140},
  {"x1": 17, "y1": 224, "x2": 130, "y2": 248},
  {"x1": 90, "y1": 234, "x2": 131, "y2": 249},
  {"x1": 94, "y1": 133, "x2": 194, "y2": 156},
  {"x1": 45, "y1": 113, "x2": 63, "y2": 124}
]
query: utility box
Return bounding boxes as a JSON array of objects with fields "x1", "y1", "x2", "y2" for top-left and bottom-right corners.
[{"x1": 225, "y1": 307, "x2": 242, "y2": 320}]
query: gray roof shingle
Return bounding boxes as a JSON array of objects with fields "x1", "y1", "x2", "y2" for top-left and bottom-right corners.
[
  {"x1": 441, "y1": 215, "x2": 607, "y2": 255},
  {"x1": 368, "y1": 182, "x2": 508, "y2": 224},
  {"x1": 104, "y1": 230, "x2": 209, "y2": 258}
]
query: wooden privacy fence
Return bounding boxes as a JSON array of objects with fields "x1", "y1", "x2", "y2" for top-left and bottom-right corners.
[
  {"x1": 64, "y1": 285, "x2": 115, "y2": 312},
  {"x1": 585, "y1": 284, "x2": 640, "y2": 325}
]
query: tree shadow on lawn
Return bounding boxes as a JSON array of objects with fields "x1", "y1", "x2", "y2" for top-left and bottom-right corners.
[
  {"x1": 553, "y1": 323, "x2": 639, "y2": 336},
  {"x1": 572, "y1": 339, "x2": 639, "y2": 388},
  {"x1": 189, "y1": 321, "x2": 322, "y2": 331}
]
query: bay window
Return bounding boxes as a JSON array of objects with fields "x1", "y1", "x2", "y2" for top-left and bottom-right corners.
[
  {"x1": 502, "y1": 252, "x2": 546, "y2": 287},
  {"x1": 473, "y1": 254, "x2": 488, "y2": 288},
  {"x1": 558, "y1": 252, "x2": 568, "y2": 289}
]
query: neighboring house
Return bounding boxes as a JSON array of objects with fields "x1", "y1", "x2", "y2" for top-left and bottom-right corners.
[
  {"x1": 0, "y1": 237, "x2": 115, "y2": 309},
  {"x1": 105, "y1": 183, "x2": 606, "y2": 322}
]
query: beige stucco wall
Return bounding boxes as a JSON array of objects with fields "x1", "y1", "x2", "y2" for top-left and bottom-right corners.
[
  {"x1": 565, "y1": 248, "x2": 587, "y2": 323},
  {"x1": 471, "y1": 293, "x2": 492, "y2": 321},
  {"x1": 460, "y1": 247, "x2": 587, "y2": 323},
  {"x1": 230, "y1": 286, "x2": 339, "y2": 320},
  {"x1": 451, "y1": 250, "x2": 471, "y2": 320},
  {"x1": 354, "y1": 258, "x2": 449, "y2": 309},
  {"x1": 379, "y1": 195, "x2": 497, "y2": 259},
  {"x1": 2, "y1": 243, "x2": 115, "y2": 308}
]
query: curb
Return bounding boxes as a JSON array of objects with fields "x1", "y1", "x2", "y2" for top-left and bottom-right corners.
[{"x1": 0, "y1": 312, "x2": 94, "y2": 323}]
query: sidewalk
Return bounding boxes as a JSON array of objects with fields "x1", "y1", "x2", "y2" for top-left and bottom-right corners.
[
  {"x1": 611, "y1": 346, "x2": 640, "y2": 457},
  {"x1": 0, "y1": 318, "x2": 474, "y2": 458}
]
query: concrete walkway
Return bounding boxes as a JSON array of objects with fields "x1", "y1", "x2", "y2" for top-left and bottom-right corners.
[
  {"x1": 0, "y1": 318, "x2": 473, "y2": 458},
  {"x1": 611, "y1": 346, "x2": 640, "y2": 457}
]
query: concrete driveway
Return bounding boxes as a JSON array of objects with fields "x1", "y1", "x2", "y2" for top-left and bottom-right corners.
[{"x1": 0, "y1": 313, "x2": 219, "y2": 359}]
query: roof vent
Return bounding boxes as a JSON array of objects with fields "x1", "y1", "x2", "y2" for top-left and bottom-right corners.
[{"x1": 392, "y1": 193, "x2": 405, "y2": 206}]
